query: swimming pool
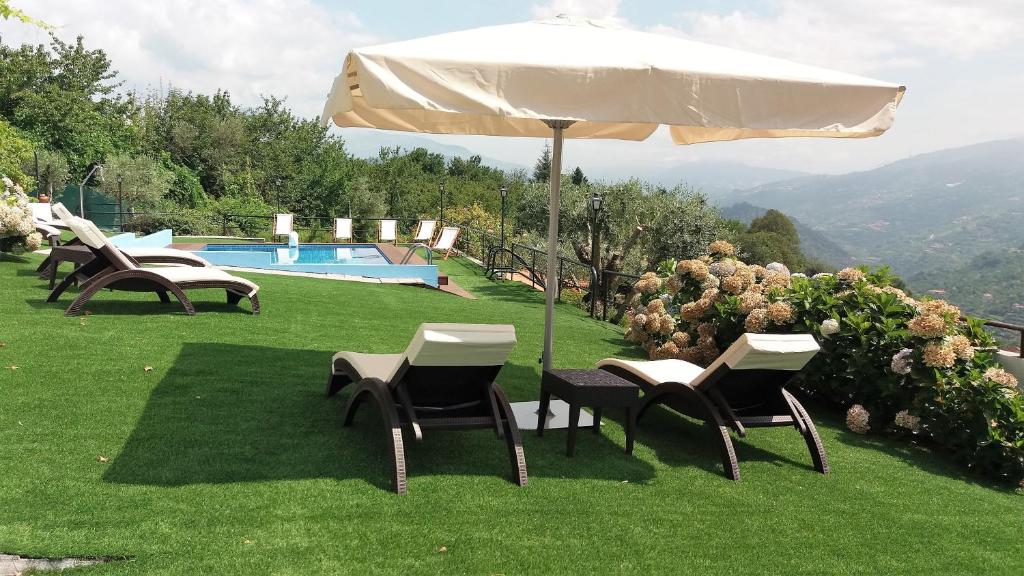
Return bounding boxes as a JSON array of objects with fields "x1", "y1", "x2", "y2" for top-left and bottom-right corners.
[{"x1": 193, "y1": 244, "x2": 439, "y2": 286}]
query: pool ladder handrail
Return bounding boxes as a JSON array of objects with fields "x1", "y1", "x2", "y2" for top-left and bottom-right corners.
[{"x1": 400, "y1": 243, "x2": 433, "y2": 265}]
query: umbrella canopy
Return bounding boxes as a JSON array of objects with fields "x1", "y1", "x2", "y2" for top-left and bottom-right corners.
[{"x1": 320, "y1": 15, "x2": 905, "y2": 371}]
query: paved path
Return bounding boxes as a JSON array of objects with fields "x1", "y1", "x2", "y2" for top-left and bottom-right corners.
[{"x1": 0, "y1": 553, "x2": 105, "y2": 574}]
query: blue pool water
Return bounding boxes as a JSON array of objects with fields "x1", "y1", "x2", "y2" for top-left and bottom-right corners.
[{"x1": 193, "y1": 243, "x2": 438, "y2": 286}]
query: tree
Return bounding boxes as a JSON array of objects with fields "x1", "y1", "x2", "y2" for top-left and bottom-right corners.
[
  {"x1": 21, "y1": 148, "x2": 69, "y2": 196},
  {"x1": 0, "y1": 35, "x2": 137, "y2": 174},
  {"x1": 739, "y1": 209, "x2": 806, "y2": 270},
  {"x1": 0, "y1": 119, "x2": 33, "y2": 187},
  {"x1": 571, "y1": 166, "x2": 587, "y2": 187},
  {"x1": 99, "y1": 154, "x2": 173, "y2": 209},
  {"x1": 0, "y1": 0, "x2": 52, "y2": 29},
  {"x1": 532, "y1": 141, "x2": 551, "y2": 183}
]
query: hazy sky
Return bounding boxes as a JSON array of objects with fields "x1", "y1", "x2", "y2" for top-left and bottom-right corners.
[{"x1": 3, "y1": 0, "x2": 1023, "y2": 175}]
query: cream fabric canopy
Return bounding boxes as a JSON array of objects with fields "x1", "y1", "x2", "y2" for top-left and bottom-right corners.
[
  {"x1": 321, "y1": 16, "x2": 905, "y2": 143},
  {"x1": 320, "y1": 15, "x2": 905, "y2": 383}
]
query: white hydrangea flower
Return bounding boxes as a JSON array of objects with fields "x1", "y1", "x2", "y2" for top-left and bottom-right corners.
[
  {"x1": 766, "y1": 262, "x2": 790, "y2": 274},
  {"x1": 890, "y1": 348, "x2": 914, "y2": 375},
  {"x1": 820, "y1": 318, "x2": 840, "y2": 338}
]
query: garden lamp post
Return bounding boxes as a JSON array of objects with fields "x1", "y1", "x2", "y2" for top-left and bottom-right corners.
[
  {"x1": 438, "y1": 181, "x2": 445, "y2": 227},
  {"x1": 116, "y1": 174, "x2": 124, "y2": 232},
  {"x1": 589, "y1": 192, "x2": 603, "y2": 317},
  {"x1": 499, "y1": 185, "x2": 508, "y2": 279}
]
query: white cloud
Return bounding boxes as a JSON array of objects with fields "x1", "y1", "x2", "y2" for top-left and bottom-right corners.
[
  {"x1": 530, "y1": 0, "x2": 625, "y2": 24},
  {"x1": 0, "y1": 0, "x2": 378, "y2": 118},
  {"x1": 660, "y1": 0, "x2": 1023, "y2": 74}
]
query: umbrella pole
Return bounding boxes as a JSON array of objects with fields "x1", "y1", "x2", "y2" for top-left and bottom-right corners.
[
  {"x1": 508, "y1": 119, "x2": 590, "y2": 430},
  {"x1": 542, "y1": 120, "x2": 572, "y2": 371}
]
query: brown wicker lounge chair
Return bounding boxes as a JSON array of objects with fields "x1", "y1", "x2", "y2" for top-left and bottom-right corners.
[
  {"x1": 326, "y1": 323, "x2": 527, "y2": 494},
  {"x1": 598, "y1": 333, "x2": 828, "y2": 480},
  {"x1": 59, "y1": 216, "x2": 260, "y2": 316}
]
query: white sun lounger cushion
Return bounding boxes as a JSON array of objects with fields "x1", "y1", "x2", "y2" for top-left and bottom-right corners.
[
  {"x1": 598, "y1": 333, "x2": 819, "y2": 389},
  {"x1": 380, "y1": 219, "x2": 397, "y2": 240},
  {"x1": 66, "y1": 217, "x2": 137, "y2": 270},
  {"x1": 331, "y1": 352, "x2": 404, "y2": 381},
  {"x1": 35, "y1": 223, "x2": 61, "y2": 238},
  {"x1": 333, "y1": 324, "x2": 516, "y2": 384},
  {"x1": 124, "y1": 248, "x2": 210, "y2": 266},
  {"x1": 51, "y1": 203, "x2": 74, "y2": 221},
  {"x1": 151, "y1": 266, "x2": 260, "y2": 297},
  {"x1": 30, "y1": 203, "x2": 54, "y2": 222},
  {"x1": 404, "y1": 323, "x2": 516, "y2": 368}
]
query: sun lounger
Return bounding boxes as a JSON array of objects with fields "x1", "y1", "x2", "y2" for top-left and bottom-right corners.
[
  {"x1": 378, "y1": 219, "x2": 397, "y2": 243},
  {"x1": 43, "y1": 203, "x2": 212, "y2": 295},
  {"x1": 412, "y1": 219, "x2": 437, "y2": 243},
  {"x1": 59, "y1": 216, "x2": 260, "y2": 316},
  {"x1": 399, "y1": 226, "x2": 461, "y2": 264},
  {"x1": 326, "y1": 323, "x2": 527, "y2": 494},
  {"x1": 597, "y1": 333, "x2": 829, "y2": 480},
  {"x1": 334, "y1": 217, "x2": 353, "y2": 241},
  {"x1": 30, "y1": 202, "x2": 69, "y2": 229}
]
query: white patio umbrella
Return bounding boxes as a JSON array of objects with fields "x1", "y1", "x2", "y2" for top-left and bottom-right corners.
[{"x1": 320, "y1": 15, "x2": 904, "y2": 424}]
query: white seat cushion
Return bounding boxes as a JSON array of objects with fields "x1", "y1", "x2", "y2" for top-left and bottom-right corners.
[
  {"x1": 332, "y1": 352, "x2": 404, "y2": 381},
  {"x1": 124, "y1": 248, "x2": 210, "y2": 266},
  {"x1": 35, "y1": 223, "x2": 62, "y2": 238},
  {"x1": 599, "y1": 333, "x2": 820, "y2": 389},
  {"x1": 596, "y1": 358, "x2": 706, "y2": 386},
  {"x1": 148, "y1": 266, "x2": 259, "y2": 296}
]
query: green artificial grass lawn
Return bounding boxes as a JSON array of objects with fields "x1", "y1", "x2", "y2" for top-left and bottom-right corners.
[{"x1": 1, "y1": 253, "x2": 1022, "y2": 575}]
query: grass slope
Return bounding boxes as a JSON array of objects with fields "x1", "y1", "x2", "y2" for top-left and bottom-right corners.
[{"x1": 1, "y1": 255, "x2": 1022, "y2": 575}]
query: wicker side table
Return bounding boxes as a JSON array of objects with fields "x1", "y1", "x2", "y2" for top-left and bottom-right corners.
[{"x1": 538, "y1": 369, "x2": 639, "y2": 456}]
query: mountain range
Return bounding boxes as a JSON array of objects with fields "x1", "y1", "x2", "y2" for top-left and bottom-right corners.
[{"x1": 712, "y1": 137, "x2": 1024, "y2": 277}]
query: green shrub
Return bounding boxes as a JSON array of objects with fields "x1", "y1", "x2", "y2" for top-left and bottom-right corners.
[
  {"x1": 124, "y1": 206, "x2": 212, "y2": 236},
  {"x1": 623, "y1": 240, "x2": 1024, "y2": 486},
  {"x1": 211, "y1": 194, "x2": 274, "y2": 237}
]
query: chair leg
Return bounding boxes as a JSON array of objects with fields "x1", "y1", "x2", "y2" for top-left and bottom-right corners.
[
  {"x1": 156, "y1": 291, "x2": 171, "y2": 303},
  {"x1": 342, "y1": 378, "x2": 408, "y2": 494},
  {"x1": 536, "y1": 391, "x2": 551, "y2": 437},
  {"x1": 566, "y1": 403, "x2": 581, "y2": 457},
  {"x1": 636, "y1": 385, "x2": 740, "y2": 480},
  {"x1": 492, "y1": 385, "x2": 528, "y2": 487},
  {"x1": 592, "y1": 407, "x2": 603, "y2": 434},
  {"x1": 624, "y1": 406, "x2": 636, "y2": 455},
  {"x1": 784, "y1": 390, "x2": 830, "y2": 475},
  {"x1": 227, "y1": 290, "x2": 243, "y2": 305}
]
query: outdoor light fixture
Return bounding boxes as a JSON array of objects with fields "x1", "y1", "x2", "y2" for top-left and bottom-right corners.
[
  {"x1": 500, "y1": 185, "x2": 508, "y2": 198},
  {"x1": 116, "y1": 175, "x2": 125, "y2": 232},
  {"x1": 590, "y1": 192, "x2": 603, "y2": 213}
]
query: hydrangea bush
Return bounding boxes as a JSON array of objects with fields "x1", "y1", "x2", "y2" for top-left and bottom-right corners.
[
  {"x1": 625, "y1": 240, "x2": 1024, "y2": 486},
  {"x1": 0, "y1": 174, "x2": 42, "y2": 254}
]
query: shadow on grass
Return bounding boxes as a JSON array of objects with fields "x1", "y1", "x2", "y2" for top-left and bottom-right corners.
[
  {"x1": 833, "y1": 424, "x2": 1018, "y2": 493},
  {"x1": 104, "y1": 343, "x2": 656, "y2": 489},
  {"x1": 611, "y1": 404, "x2": 820, "y2": 477},
  {"x1": 24, "y1": 293, "x2": 256, "y2": 316}
]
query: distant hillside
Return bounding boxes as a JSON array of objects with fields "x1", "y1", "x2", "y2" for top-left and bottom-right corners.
[
  {"x1": 719, "y1": 202, "x2": 851, "y2": 268},
  {"x1": 654, "y1": 162, "x2": 808, "y2": 198},
  {"x1": 339, "y1": 130, "x2": 529, "y2": 173},
  {"x1": 716, "y1": 138, "x2": 1024, "y2": 276}
]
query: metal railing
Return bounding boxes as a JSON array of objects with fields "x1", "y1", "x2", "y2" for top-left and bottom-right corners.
[{"x1": 983, "y1": 320, "x2": 1024, "y2": 358}]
